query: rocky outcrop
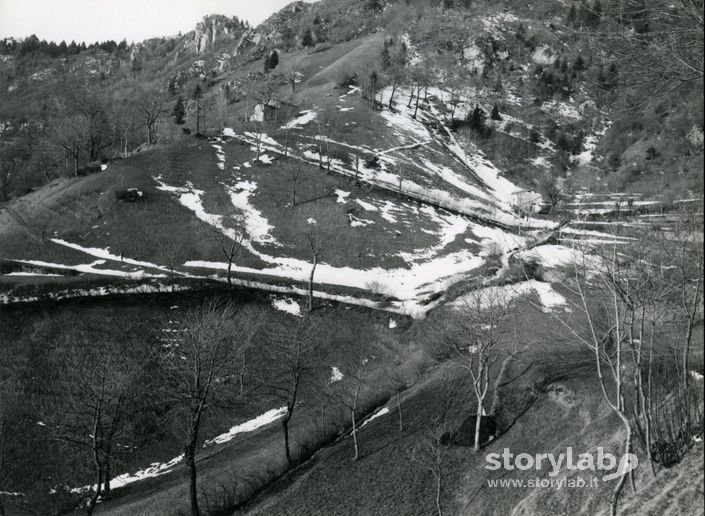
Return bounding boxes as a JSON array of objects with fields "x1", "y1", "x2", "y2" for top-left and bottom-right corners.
[{"x1": 190, "y1": 15, "x2": 248, "y2": 54}]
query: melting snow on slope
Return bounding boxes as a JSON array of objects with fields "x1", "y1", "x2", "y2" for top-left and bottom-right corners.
[
  {"x1": 335, "y1": 189, "x2": 351, "y2": 204},
  {"x1": 283, "y1": 110, "x2": 317, "y2": 129},
  {"x1": 212, "y1": 142, "x2": 226, "y2": 170},
  {"x1": 50, "y1": 239, "x2": 166, "y2": 271},
  {"x1": 155, "y1": 178, "x2": 498, "y2": 314},
  {"x1": 272, "y1": 297, "x2": 301, "y2": 316},
  {"x1": 4, "y1": 272, "x2": 63, "y2": 277},
  {"x1": 519, "y1": 244, "x2": 588, "y2": 268},
  {"x1": 67, "y1": 407, "x2": 287, "y2": 495},
  {"x1": 156, "y1": 177, "x2": 276, "y2": 246},
  {"x1": 472, "y1": 225, "x2": 526, "y2": 255},
  {"x1": 355, "y1": 199, "x2": 378, "y2": 211},
  {"x1": 100, "y1": 454, "x2": 184, "y2": 491},
  {"x1": 330, "y1": 367, "x2": 344, "y2": 383},
  {"x1": 225, "y1": 180, "x2": 277, "y2": 244},
  {"x1": 380, "y1": 106, "x2": 430, "y2": 141},
  {"x1": 397, "y1": 206, "x2": 468, "y2": 263},
  {"x1": 453, "y1": 280, "x2": 567, "y2": 312},
  {"x1": 360, "y1": 407, "x2": 390, "y2": 428},
  {"x1": 541, "y1": 101, "x2": 581, "y2": 120},
  {"x1": 204, "y1": 407, "x2": 288, "y2": 446},
  {"x1": 12, "y1": 258, "x2": 165, "y2": 279}
]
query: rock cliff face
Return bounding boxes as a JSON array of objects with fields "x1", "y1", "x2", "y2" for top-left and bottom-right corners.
[{"x1": 190, "y1": 15, "x2": 248, "y2": 54}]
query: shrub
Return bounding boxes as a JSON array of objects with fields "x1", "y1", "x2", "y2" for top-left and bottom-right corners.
[
  {"x1": 76, "y1": 162, "x2": 102, "y2": 176},
  {"x1": 114, "y1": 189, "x2": 144, "y2": 202}
]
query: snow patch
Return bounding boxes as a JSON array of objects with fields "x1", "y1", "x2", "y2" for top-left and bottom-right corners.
[
  {"x1": 335, "y1": 189, "x2": 351, "y2": 204},
  {"x1": 330, "y1": 366, "x2": 344, "y2": 383},
  {"x1": 272, "y1": 297, "x2": 301, "y2": 316},
  {"x1": 283, "y1": 110, "x2": 317, "y2": 129},
  {"x1": 360, "y1": 407, "x2": 390, "y2": 428},
  {"x1": 204, "y1": 407, "x2": 287, "y2": 446}
]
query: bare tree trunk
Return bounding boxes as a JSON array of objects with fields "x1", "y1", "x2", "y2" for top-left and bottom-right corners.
[
  {"x1": 283, "y1": 417, "x2": 292, "y2": 464},
  {"x1": 87, "y1": 467, "x2": 102, "y2": 516},
  {"x1": 103, "y1": 453, "x2": 111, "y2": 495},
  {"x1": 196, "y1": 104, "x2": 201, "y2": 135},
  {"x1": 186, "y1": 443, "x2": 200, "y2": 516},
  {"x1": 351, "y1": 408, "x2": 359, "y2": 461},
  {"x1": 318, "y1": 138, "x2": 324, "y2": 169},
  {"x1": 682, "y1": 278, "x2": 702, "y2": 394},
  {"x1": 610, "y1": 416, "x2": 632, "y2": 516},
  {"x1": 435, "y1": 473, "x2": 443, "y2": 516},
  {"x1": 308, "y1": 256, "x2": 317, "y2": 313},
  {"x1": 239, "y1": 354, "x2": 246, "y2": 398},
  {"x1": 397, "y1": 391, "x2": 403, "y2": 432},
  {"x1": 413, "y1": 87, "x2": 421, "y2": 119},
  {"x1": 254, "y1": 125, "x2": 263, "y2": 162},
  {"x1": 351, "y1": 381, "x2": 361, "y2": 460},
  {"x1": 388, "y1": 83, "x2": 398, "y2": 110},
  {"x1": 473, "y1": 396, "x2": 483, "y2": 452}
]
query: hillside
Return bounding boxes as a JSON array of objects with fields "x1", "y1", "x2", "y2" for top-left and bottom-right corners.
[{"x1": 0, "y1": 1, "x2": 703, "y2": 516}]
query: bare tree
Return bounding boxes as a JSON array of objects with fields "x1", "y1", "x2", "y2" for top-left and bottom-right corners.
[
  {"x1": 250, "y1": 119, "x2": 264, "y2": 162},
  {"x1": 0, "y1": 151, "x2": 16, "y2": 201},
  {"x1": 214, "y1": 221, "x2": 245, "y2": 288},
  {"x1": 290, "y1": 165, "x2": 307, "y2": 208},
  {"x1": 73, "y1": 91, "x2": 112, "y2": 162},
  {"x1": 43, "y1": 327, "x2": 145, "y2": 515},
  {"x1": 52, "y1": 114, "x2": 88, "y2": 176},
  {"x1": 411, "y1": 417, "x2": 451, "y2": 516},
  {"x1": 588, "y1": 1, "x2": 704, "y2": 106},
  {"x1": 267, "y1": 315, "x2": 323, "y2": 464},
  {"x1": 382, "y1": 335, "x2": 408, "y2": 432},
  {"x1": 287, "y1": 69, "x2": 299, "y2": 93},
  {"x1": 538, "y1": 173, "x2": 562, "y2": 214},
  {"x1": 550, "y1": 246, "x2": 638, "y2": 515},
  {"x1": 331, "y1": 341, "x2": 380, "y2": 460},
  {"x1": 306, "y1": 227, "x2": 329, "y2": 313},
  {"x1": 381, "y1": 38, "x2": 409, "y2": 110},
  {"x1": 280, "y1": 113, "x2": 296, "y2": 159},
  {"x1": 136, "y1": 87, "x2": 166, "y2": 145},
  {"x1": 352, "y1": 153, "x2": 362, "y2": 186},
  {"x1": 314, "y1": 108, "x2": 337, "y2": 172},
  {"x1": 156, "y1": 240, "x2": 188, "y2": 290},
  {"x1": 438, "y1": 288, "x2": 511, "y2": 451},
  {"x1": 159, "y1": 301, "x2": 261, "y2": 516},
  {"x1": 33, "y1": 139, "x2": 61, "y2": 182},
  {"x1": 397, "y1": 163, "x2": 405, "y2": 198}
]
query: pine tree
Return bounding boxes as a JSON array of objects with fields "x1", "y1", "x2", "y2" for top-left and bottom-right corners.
[
  {"x1": 573, "y1": 55, "x2": 585, "y2": 72},
  {"x1": 173, "y1": 96, "x2": 186, "y2": 125},
  {"x1": 490, "y1": 103, "x2": 501, "y2": 121},
  {"x1": 192, "y1": 84, "x2": 203, "y2": 134},
  {"x1": 468, "y1": 105, "x2": 487, "y2": 134},
  {"x1": 302, "y1": 29, "x2": 314, "y2": 48},
  {"x1": 264, "y1": 50, "x2": 279, "y2": 72},
  {"x1": 605, "y1": 62, "x2": 619, "y2": 90}
]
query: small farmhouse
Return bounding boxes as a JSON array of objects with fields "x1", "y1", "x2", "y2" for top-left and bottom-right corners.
[{"x1": 510, "y1": 189, "x2": 543, "y2": 215}]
